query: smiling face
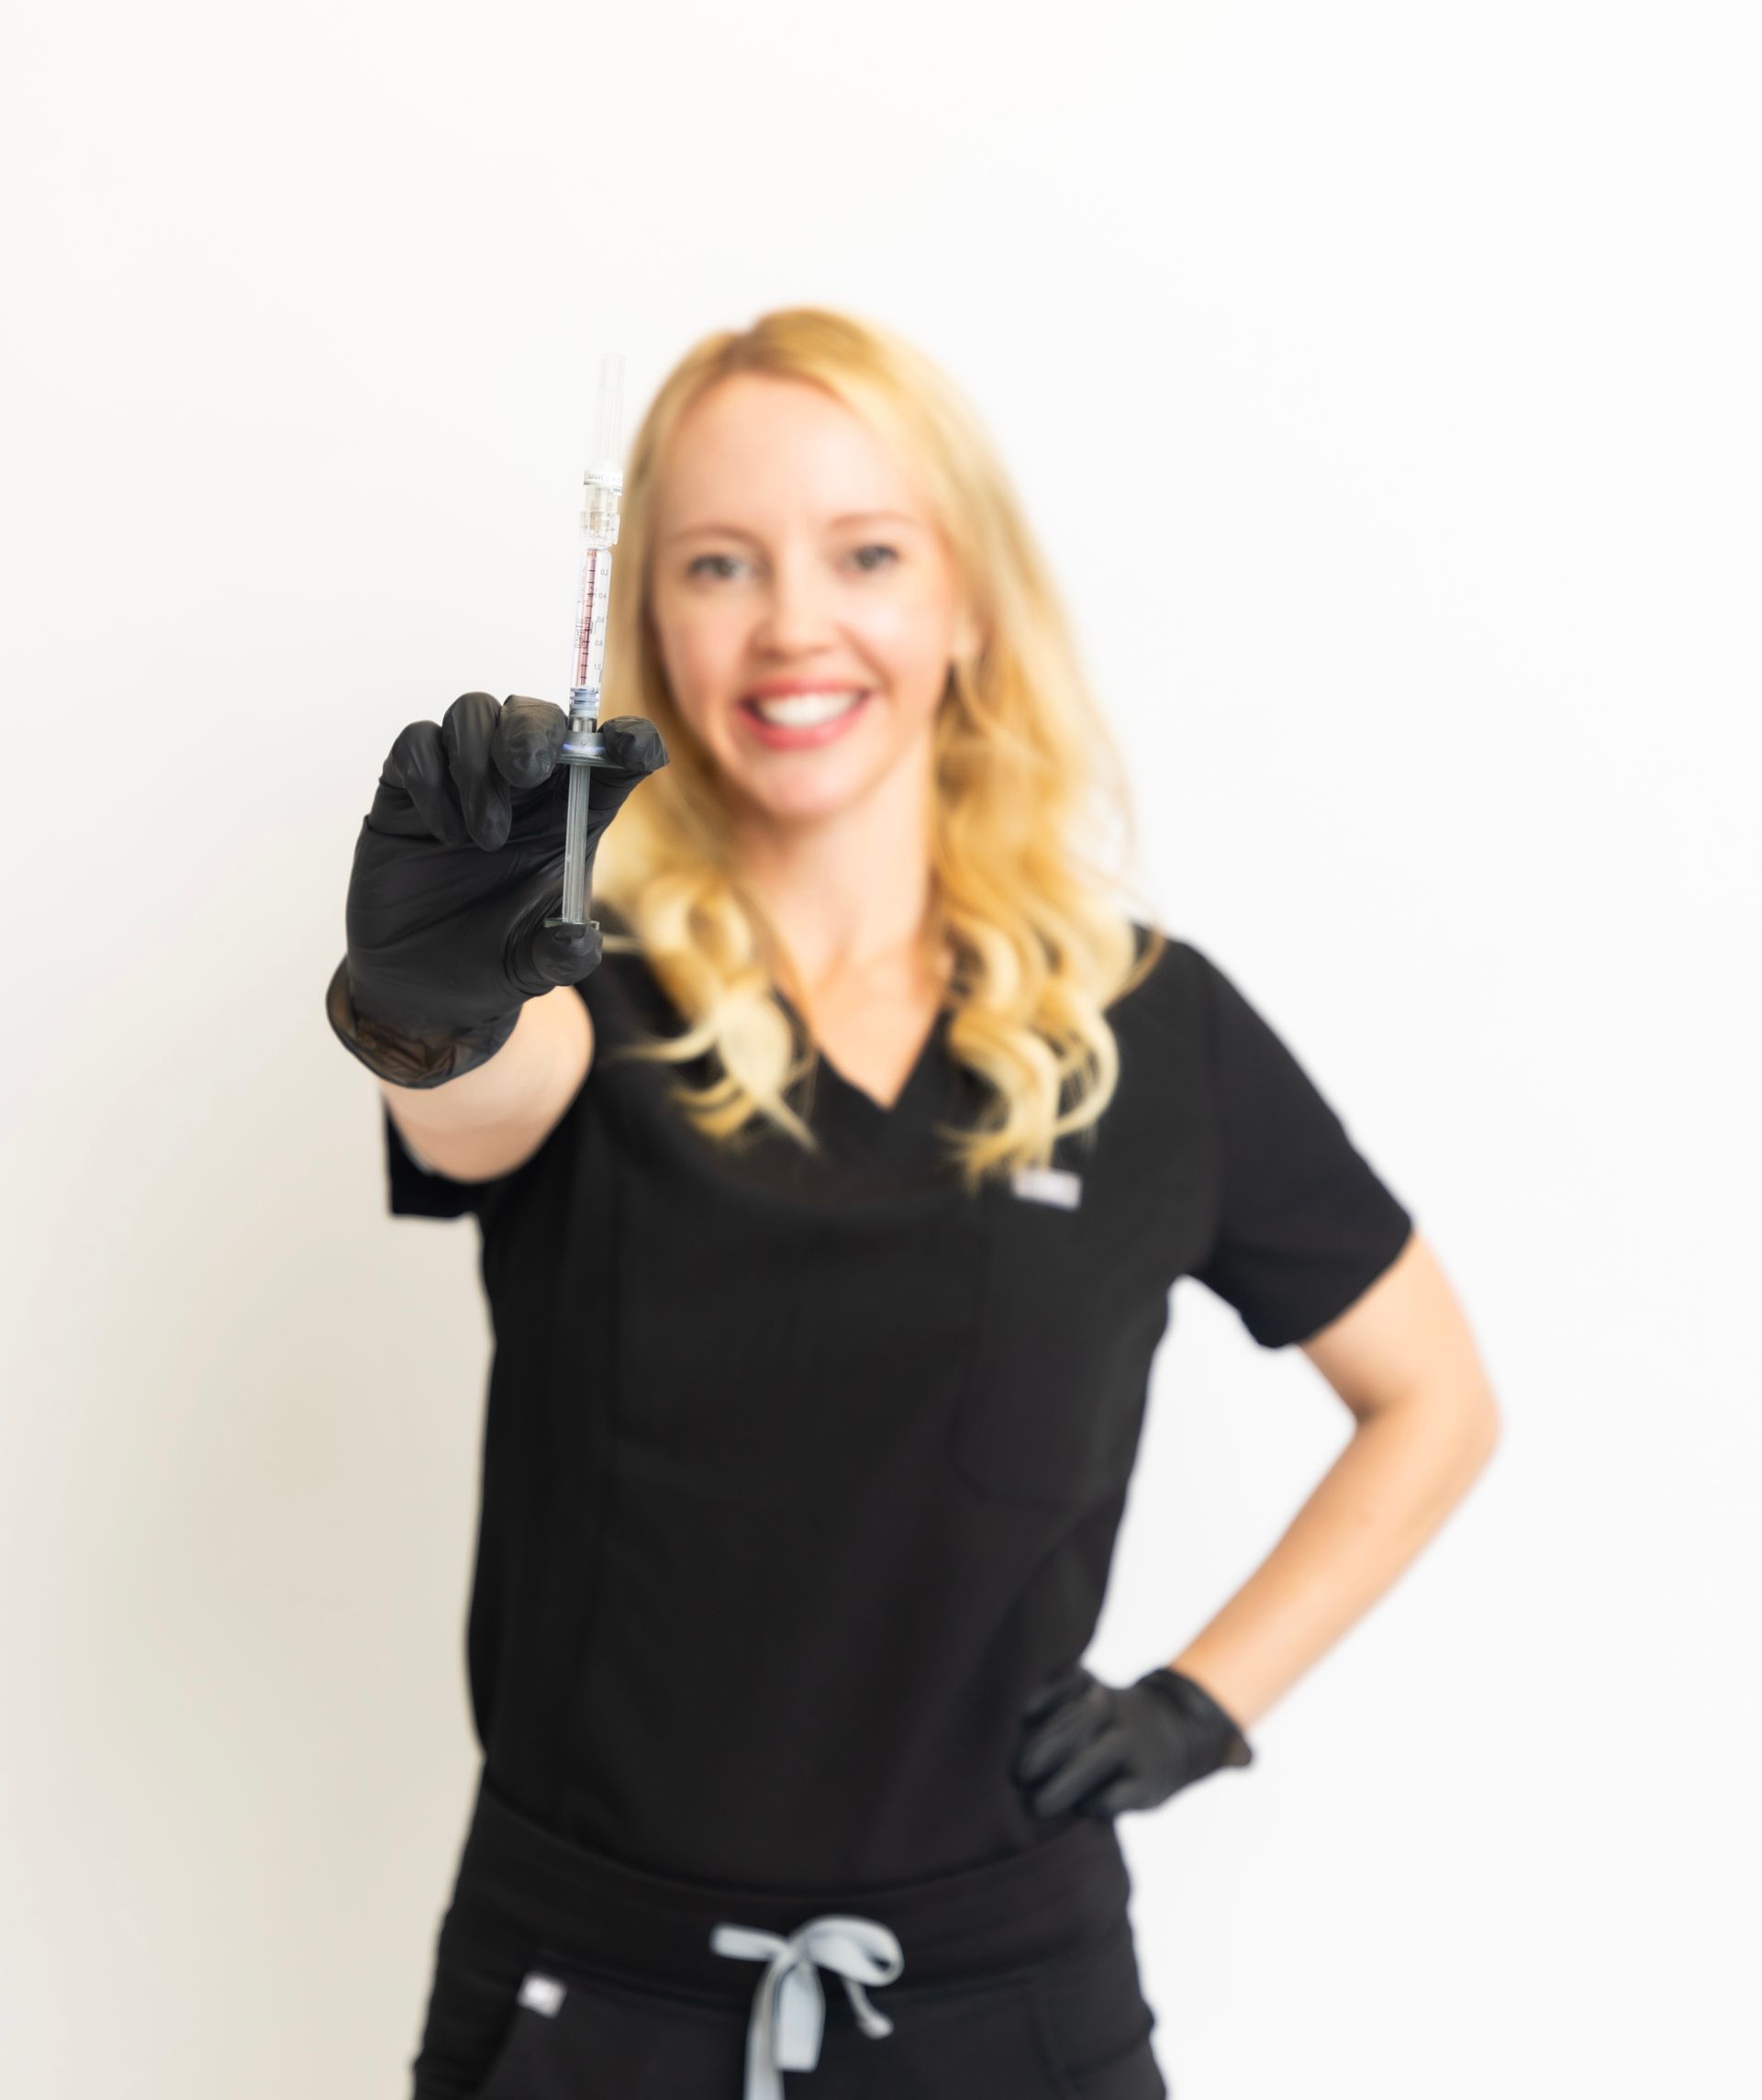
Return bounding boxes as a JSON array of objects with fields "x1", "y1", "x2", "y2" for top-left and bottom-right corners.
[{"x1": 647, "y1": 373, "x2": 977, "y2": 827}]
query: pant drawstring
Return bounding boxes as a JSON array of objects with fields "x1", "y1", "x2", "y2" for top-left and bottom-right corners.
[{"x1": 709, "y1": 1912, "x2": 904, "y2": 2100}]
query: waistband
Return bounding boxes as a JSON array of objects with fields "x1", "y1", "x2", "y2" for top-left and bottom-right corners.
[{"x1": 436, "y1": 1764, "x2": 1133, "y2": 2003}]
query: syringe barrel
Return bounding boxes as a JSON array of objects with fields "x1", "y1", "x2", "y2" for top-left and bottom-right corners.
[
  {"x1": 556, "y1": 350, "x2": 625, "y2": 779},
  {"x1": 562, "y1": 529, "x2": 616, "y2": 762}
]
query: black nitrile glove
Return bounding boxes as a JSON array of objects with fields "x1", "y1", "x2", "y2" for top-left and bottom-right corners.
[
  {"x1": 326, "y1": 691, "x2": 668, "y2": 1089},
  {"x1": 1012, "y1": 1661, "x2": 1254, "y2": 1820}
]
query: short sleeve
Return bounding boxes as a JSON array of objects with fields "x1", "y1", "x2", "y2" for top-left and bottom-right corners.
[
  {"x1": 1186, "y1": 943, "x2": 1414, "y2": 1348},
  {"x1": 383, "y1": 1103, "x2": 512, "y2": 1221}
]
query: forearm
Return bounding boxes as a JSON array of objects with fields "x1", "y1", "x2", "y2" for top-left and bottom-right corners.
[
  {"x1": 379, "y1": 984, "x2": 591, "y2": 1174},
  {"x1": 1168, "y1": 1381, "x2": 1500, "y2": 1731}
]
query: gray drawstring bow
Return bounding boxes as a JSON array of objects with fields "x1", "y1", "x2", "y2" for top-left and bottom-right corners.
[{"x1": 710, "y1": 1912, "x2": 904, "y2": 2100}]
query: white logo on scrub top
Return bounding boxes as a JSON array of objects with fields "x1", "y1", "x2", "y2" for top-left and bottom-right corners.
[
  {"x1": 1009, "y1": 1165, "x2": 1083, "y2": 1209},
  {"x1": 518, "y1": 1972, "x2": 567, "y2": 2016}
]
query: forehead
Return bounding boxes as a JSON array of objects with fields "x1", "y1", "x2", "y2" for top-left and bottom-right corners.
[{"x1": 655, "y1": 374, "x2": 929, "y2": 534}]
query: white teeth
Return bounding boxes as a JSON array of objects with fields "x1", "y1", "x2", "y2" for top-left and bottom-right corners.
[{"x1": 748, "y1": 688, "x2": 866, "y2": 726}]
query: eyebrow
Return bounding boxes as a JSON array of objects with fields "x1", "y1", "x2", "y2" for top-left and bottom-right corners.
[{"x1": 663, "y1": 510, "x2": 920, "y2": 545}]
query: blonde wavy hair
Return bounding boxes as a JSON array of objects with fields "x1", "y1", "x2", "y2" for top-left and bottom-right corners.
[{"x1": 589, "y1": 306, "x2": 1166, "y2": 1196}]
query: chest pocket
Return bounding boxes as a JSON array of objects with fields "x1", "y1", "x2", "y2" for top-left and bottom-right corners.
[{"x1": 947, "y1": 1144, "x2": 1198, "y2": 1511}]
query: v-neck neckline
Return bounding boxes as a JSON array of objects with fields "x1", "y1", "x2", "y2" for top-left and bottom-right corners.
[
  {"x1": 603, "y1": 917, "x2": 964, "y2": 1174},
  {"x1": 775, "y1": 985, "x2": 952, "y2": 1125}
]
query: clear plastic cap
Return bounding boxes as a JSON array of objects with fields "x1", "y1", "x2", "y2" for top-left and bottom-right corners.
[{"x1": 586, "y1": 352, "x2": 626, "y2": 488}]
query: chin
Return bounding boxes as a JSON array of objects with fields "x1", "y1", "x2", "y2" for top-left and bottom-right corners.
[
  {"x1": 741, "y1": 782, "x2": 868, "y2": 826},
  {"x1": 738, "y1": 754, "x2": 880, "y2": 817}
]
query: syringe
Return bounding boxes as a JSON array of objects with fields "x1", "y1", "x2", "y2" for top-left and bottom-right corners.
[{"x1": 546, "y1": 351, "x2": 626, "y2": 931}]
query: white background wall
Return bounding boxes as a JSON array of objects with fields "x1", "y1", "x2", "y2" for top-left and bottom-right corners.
[{"x1": 4, "y1": 4, "x2": 1756, "y2": 2094}]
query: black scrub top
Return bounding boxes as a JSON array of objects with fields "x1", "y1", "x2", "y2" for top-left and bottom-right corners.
[{"x1": 383, "y1": 912, "x2": 1414, "y2": 1893}]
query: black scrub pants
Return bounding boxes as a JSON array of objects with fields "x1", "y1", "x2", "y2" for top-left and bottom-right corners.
[{"x1": 411, "y1": 1768, "x2": 1168, "y2": 2100}]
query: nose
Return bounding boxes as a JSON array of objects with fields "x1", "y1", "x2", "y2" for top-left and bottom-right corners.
[{"x1": 751, "y1": 549, "x2": 842, "y2": 655}]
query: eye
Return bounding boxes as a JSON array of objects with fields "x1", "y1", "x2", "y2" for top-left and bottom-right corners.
[{"x1": 686, "y1": 544, "x2": 898, "y2": 581}]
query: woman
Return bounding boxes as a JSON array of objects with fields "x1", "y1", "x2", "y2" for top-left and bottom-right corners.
[{"x1": 327, "y1": 307, "x2": 1499, "y2": 2099}]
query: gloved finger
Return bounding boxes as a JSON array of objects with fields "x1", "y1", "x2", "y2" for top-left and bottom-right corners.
[
  {"x1": 441, "y1": 690, "x2": 513, "y2": 852},
  {"x1": 1020, "y1": 1662, "x2": 1092, "y2": 1727},
  {"x1": 377, "y1": 718, "x2": 471, "y2": 848},
  {"x1": 1026, "y1": 1726, "x2": 1131, "y2": 1819},
  {"x1": 1086, "y1": 1770, "x2": 1156, "y2": 1818},
  {"x1": 494, "y1": 694, "x2": 570, "y2": 792},
  {"x1": 1014, "y1": 1680, "x2": 1110, "y2": 1784},
  {"x1": 585, "y1": 716, "x2": 671, "y2": 813}
]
